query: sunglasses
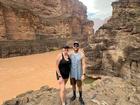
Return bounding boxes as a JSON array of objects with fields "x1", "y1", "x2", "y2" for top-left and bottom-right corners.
[{"x1": 74, "y1": 44, "x2": 79, "y2": 47}]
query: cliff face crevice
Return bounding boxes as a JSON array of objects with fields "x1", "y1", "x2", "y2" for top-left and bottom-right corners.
[
  {"x1": 0, "y1": 0, "x2": 94, "y2": 57},
  {"x1": 84, "y1": 0, "x2": 140, "y2": 86}
]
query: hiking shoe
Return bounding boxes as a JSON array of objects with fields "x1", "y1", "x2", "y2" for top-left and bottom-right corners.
[
  {"x1": 79, "y1": 97, "x2": 85, "y2": 105},
  {"x1": 70, "y1": 96, "x2": 76, "y2": 101}
]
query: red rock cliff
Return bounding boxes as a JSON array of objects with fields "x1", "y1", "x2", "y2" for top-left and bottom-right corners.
[
  {"x1": 84, "y1": 0, "x2": 140, "y2": 87},
  {"x1": 0, "y1": 0, "x2": 94, "y2": 57}
]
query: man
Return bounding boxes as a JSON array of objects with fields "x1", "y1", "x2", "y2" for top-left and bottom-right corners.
[{"x1": 70, "y1": 41, "x2": 86, "y2": 105}]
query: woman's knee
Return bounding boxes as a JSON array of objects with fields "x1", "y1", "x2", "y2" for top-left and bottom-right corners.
[{"x1": 60, "y1": 84, "x2": 65, "y2": 92}]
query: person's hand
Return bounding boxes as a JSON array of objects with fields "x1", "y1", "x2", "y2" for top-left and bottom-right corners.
[
  {"x1": 58, "y1": 76, "x2": 64, "y2": 84},
  {"x1": 81, "y1": 74, "x2": 86, "y2": 81}
]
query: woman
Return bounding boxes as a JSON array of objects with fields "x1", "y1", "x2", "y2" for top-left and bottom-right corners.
[{"x1": 56, "y1": 45, "x2": 71, "y2": 105}]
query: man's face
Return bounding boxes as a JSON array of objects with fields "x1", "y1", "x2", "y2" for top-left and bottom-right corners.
[{"x1": 73, "y1": 44, "x2": 79, "y2": 52}]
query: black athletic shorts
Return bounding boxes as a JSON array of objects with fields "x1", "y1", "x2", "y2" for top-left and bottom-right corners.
[{"x1": 56, "y1": 70, "x2": 70, "y2": 80}]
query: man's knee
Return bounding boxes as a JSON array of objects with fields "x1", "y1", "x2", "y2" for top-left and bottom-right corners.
[
  {"x1": 77, "y1": 80, "x2": 82, "y2": 88},
  {"x1": 70, "y1": 78, "x2": 76, "y2": 85}
]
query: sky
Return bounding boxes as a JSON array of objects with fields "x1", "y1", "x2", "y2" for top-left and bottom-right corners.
[{"x1": 79, "y1": 0, "x2": 117, "y2": 20}]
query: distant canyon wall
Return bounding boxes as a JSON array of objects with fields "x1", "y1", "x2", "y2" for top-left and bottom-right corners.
[{"x1": 0, "y1": 0, "x2": 94, "y2": 57}]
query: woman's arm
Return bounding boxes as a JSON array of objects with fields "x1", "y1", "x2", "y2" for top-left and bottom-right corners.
[{"x1": 56, "y1": 54, "x2": 62, "y2": 77}]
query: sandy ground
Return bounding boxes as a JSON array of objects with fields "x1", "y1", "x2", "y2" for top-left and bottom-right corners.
[{"x1": 0, "y1": 50, "x2": 71, "y2": 104}]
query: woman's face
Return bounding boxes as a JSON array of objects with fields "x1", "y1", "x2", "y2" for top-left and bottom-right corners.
[{"x1": 62, "y1": 48, "x2": 69, "y2": 54}]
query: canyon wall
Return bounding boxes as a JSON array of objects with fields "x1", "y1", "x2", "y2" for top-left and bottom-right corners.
[
  {"x1": 85, "y1": 0, "x2": 140, "y2": 85},
  {"x1": 0, "y1": 0, "x2": 93, "y2": 57}
]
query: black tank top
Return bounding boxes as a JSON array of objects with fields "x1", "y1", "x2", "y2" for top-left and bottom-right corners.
[{"x1": 58, "y1": 53, "x2": 71, "y2": 73}]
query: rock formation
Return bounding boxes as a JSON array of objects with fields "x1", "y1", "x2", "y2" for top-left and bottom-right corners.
[
  {"x1": 2, "y1": 76, "x2": 140, "y2": 105},
  {"x1": 85, "y1": 0, "x2": 140, "y2": 83},
  {"x1": 0, "y1": 0, "x2": 93, "y2": 58}
]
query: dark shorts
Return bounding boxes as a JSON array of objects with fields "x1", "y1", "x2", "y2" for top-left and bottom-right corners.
[
  {"x1": 56, "y1": 70, "x2": 70, "y2": 80},
  {"x1": 70, "y1": 78, "x2": 82, "y2": 86}
]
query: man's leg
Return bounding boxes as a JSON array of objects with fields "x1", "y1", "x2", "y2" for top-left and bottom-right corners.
[
  {"x1": 70, "y1": 78, "x2": 76, "y2": 101},
  {"x1": 77, "y1": 80, "x2": 85, "y2": 105}
]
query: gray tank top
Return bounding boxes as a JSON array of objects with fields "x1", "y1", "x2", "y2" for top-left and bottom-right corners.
[{"x1": 70, "y1": 52, "x2": 83, "y2": 80}]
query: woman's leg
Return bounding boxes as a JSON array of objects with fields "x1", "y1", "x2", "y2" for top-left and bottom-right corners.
[
  {"x1": 59, "y1": 80, "x2": 65, "y2": 105},
  {"x1": 64, "y1": 79, "x2": 68, "y2": 104},
  {"x1": 59, "y1": 79, "x2": 68, "y2": 105}
]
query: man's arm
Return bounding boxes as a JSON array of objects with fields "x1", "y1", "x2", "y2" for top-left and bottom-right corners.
[{"x1": 81, "y1": 52, "x2": 86, "y2": 80}]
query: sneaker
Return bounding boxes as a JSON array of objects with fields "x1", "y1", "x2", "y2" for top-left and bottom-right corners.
[
  {"x1": 70, "y1": 96, "x2": 76, "y2": 101},
  {"x1": 79, "y1": 97, "x2": 85, "y2": 105}
]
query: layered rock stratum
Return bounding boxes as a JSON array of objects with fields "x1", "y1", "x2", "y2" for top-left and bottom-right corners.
[
  {"x1": 83, "y1": 0, "x2": 140, "y2": 104},
  {"x1": 0, "y1": 0, "x2": 93, "y2": 58},
  {"x1": 85, "y1": 0, "x2": 140, "y2": 80}
]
